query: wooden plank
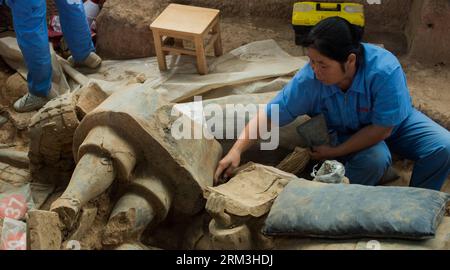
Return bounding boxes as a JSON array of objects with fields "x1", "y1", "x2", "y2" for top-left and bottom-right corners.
[
  {"x1": 155, "y1": 30, "x2": 197, "y2": 41},
  {"x1": 162, "y1": 45, "x2": 196, "y2": 56}
]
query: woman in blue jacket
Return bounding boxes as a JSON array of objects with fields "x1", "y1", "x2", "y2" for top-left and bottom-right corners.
[
  {"x1": 215, "y1": 16, "x2": 450, "y2": 191},
  {"x1": 4, "y1": 0, "x2": 101, "y2": 112}
]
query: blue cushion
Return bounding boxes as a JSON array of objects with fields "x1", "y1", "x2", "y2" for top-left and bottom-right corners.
[{"x1": 263, "y1": 179, "x2": 450, "y2": 240}]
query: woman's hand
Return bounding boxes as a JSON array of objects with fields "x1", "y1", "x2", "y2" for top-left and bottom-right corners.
[
  {"x1": 311, "y1": 145, "x2": 340, "y2": 160},
  {"x1": 214, "y1": 148, "x2": 241, "y2": 185}
]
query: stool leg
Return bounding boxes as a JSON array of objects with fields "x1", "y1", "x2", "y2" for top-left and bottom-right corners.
[
  {"x1": 195, "y1": 36, "x2": 208, "y2": 75},
  {"x1": 213, "y1": 22, "x2": 223, "y2": 57},
  {"x1": 152, "y1": 30, "x2": 167, "y2": 71}
]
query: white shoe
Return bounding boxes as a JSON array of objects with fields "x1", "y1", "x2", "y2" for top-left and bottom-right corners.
[
  {"x1": 68, "y1": 52, "x2": 102, "y2": 69},
  {"x1": 13, "y1": 86, "x2": 58, "y2": 113}
]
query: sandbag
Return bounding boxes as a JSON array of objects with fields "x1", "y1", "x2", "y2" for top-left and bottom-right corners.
[{"x1": 263, "y1": 179, "x2": 449, "y2": 240}]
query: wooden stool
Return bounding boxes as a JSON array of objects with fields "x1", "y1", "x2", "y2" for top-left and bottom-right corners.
[{"x1": 150, "y1": 4, "x2": 223, "y2": 75}]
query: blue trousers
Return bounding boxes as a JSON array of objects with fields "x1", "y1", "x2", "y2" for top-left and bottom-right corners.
[
  {"x1": 6, "y1": 0, "x2": 94, "y2": 97},
  {"x1": 338, "y1": 109, "x2": 450, "y2": 191}
]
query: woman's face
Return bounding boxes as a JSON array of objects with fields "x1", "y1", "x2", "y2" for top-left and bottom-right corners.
[{"x1": 307, "y1": 48, "x2": 352, "y2": 86}]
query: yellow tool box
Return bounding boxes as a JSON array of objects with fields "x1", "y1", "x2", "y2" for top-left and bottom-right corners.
[{"x1": 292, "y1": 1, "x2": 365, "y2": 45}]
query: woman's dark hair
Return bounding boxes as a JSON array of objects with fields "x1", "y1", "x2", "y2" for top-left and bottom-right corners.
[{"x1": 301, "y1": 16, "x2": 364, "y2": 66}]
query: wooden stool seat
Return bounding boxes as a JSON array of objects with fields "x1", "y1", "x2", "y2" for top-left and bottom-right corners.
[{"x1": 150, "y1": 4, "x2": 223, "y2": 75}]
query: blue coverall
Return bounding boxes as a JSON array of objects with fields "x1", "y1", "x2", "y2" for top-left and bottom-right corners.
[
  {"x1": 267, "y1": 43, "x2": 450, "y2": 191},
  {"x1": 4, "y1": 0, "x2": 94, "y2": 97}
]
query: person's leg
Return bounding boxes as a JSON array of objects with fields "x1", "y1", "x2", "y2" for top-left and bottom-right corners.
[
  {"x1": 7, "y1": 0, "x2": 51, "y2": 97},
  {"x1": 340, "y1": 141, "x2": 392, "y2": 186},
  {"x1": 387, "y1": 109, "x2": 450, "y2": 191},
  {"x1": 54, "y1": 0, "x2": 94, "y2": 62}
]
